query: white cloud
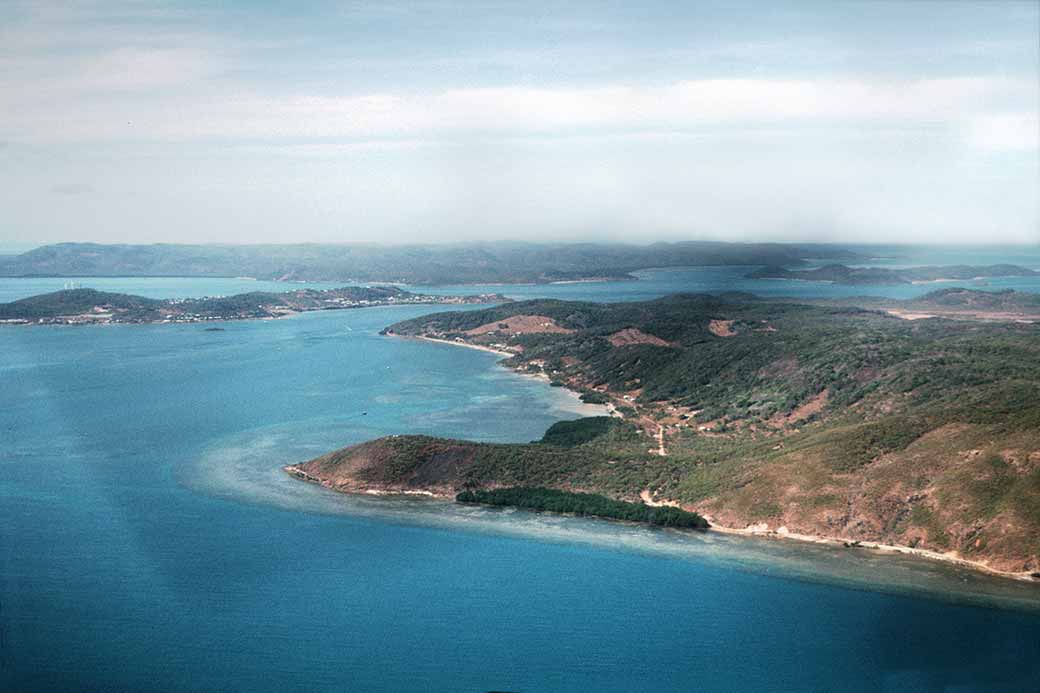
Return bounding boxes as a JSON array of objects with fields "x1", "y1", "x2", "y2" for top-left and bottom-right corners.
[
  {"x1": 3, "y1": 76, "x2": 1035, "y2": 145},
  {"x1": 964, "y1": 113, "x2": 1040, "y2": 151},
  {"x1": 77, "y1": 47, "x2": 219, "y2": 91}
]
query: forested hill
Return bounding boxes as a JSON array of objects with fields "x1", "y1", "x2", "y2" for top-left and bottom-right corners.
[
  {"x1": 383, "y1": 291, "x2": 1040, "y2": 423},
  {"x1": 0, "y1": 286, "x2": 506, "y2": 325},
  {"x1": 299, "y1": 290, "x2": 1040, "y2": 575},
  {"x1": 0, "y1": 241, "x2": 867, "y2": 284}
]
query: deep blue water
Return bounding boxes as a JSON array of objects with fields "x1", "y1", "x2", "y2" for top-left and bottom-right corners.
[{"x1": 3, "y1": 248, "x2": 1040, "y2": 691}]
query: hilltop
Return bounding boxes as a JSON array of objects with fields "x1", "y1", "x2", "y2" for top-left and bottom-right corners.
[
  {"x1": 0, "y1": 286, "x2": 506, "y2": 325},
  {"x1": 0, "y1": 241, "x2": 867, "y2": 285},
  {"x1": 292, "y1": 289, "x2": 1040, "y2": 576}
]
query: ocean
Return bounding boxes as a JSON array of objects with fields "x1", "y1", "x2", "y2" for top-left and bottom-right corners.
[{"x1": 2, "y1": 246, "x2": 1039, "y2": 691}]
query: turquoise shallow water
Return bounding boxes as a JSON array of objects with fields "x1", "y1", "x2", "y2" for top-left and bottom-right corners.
[{"x1": 2, "y1": 248, "x2": 1040, "y2": 691}]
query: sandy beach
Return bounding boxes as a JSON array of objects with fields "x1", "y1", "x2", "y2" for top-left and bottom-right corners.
[
  {"x1": 700, "y1": 515, "x2": 1038, "y2": 582},
  {"x1": 412, "y1": 335, "x2": 515, "y2": 358}
]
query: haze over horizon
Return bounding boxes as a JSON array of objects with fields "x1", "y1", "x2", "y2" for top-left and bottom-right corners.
[{"x1": 2, "y1": 1, "x2": 1038, "y2": 247}]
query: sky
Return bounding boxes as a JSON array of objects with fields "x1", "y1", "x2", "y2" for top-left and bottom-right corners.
[{"x1": 1, "y1": 0, "x2": 1038, "y2": 247}]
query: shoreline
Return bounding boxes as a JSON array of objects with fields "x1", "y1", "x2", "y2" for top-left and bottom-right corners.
[
  {"x1": 409, "y1": 334, "x2": 515, "y2": 358},
  {"x1": 325, "y1": 333, "x2": 1038, "y2": 585},
  {"x1": 283, "y1": 464, "x2": 454, "y2": 499},
  {"x1": 639, "y1": 489, "x2": 1034, "y2": 581},
  {"x1": 289, "y1": 461, "x2": 1038, "y2": 584},
  {"x1": 286, "y1": 465, "x2": 1037, "y2": 584},
  {"x1": 406, "y1": 334, "x2": 615, "y2": 415},
  {"x1": 700, "y1": 515, "x2": 1038, "y2": 583}
]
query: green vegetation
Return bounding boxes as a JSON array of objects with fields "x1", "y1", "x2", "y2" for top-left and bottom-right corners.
[
  {"x1": 538, "y1": 417, "x2": 620, "y2": 446},
  {"x1": 456, "y1": 487, "x2": 709, "y2": 529},
  {"x1": 783, "y1": 415, "x2": 939, "y2": 472},
  {"x1": 388, "y1": 292, "x2": 1040, "y2": 425},
  {"x1": 297, "y1": 291, "x2": 1040, "y2": 573},
  {"x1": 910, "y1": 505, "x2": 950, "y2": 549},
  {"x1": 0, "y1": 288, "x2": 162, "y2": 319}
]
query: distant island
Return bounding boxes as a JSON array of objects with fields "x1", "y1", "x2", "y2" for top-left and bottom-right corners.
[
  {"x1": 747, "y1": 263, "x2": 1038, "y2": 285},
  {"x1": 289, "y1": 288, "x2": 1040, "y2": 579},
  {"x1": 0, "y1": 286, "x2": 507, "y2": 325},
  {"x1": 0, "y1": 241, "x2": 870, "y2": 285}
]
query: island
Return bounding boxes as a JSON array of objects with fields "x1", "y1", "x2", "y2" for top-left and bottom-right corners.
[
  {"x1": 289, "y1": 288, "x2": 1040, "y2": 579},
  {"x1": 747, "y1": 263, "x2": 1038, "y2": 285},
  {"x1": 0, "y1": 286, "x2": 508, "y2": 325}
]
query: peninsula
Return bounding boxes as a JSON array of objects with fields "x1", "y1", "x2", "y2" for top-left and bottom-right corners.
[
  {"x1": 289, "y1": 289, "x2": 1040, "y2": 578},
  {"x1": 0, "y1": 286, "x2": 508, "y2": 325}
]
